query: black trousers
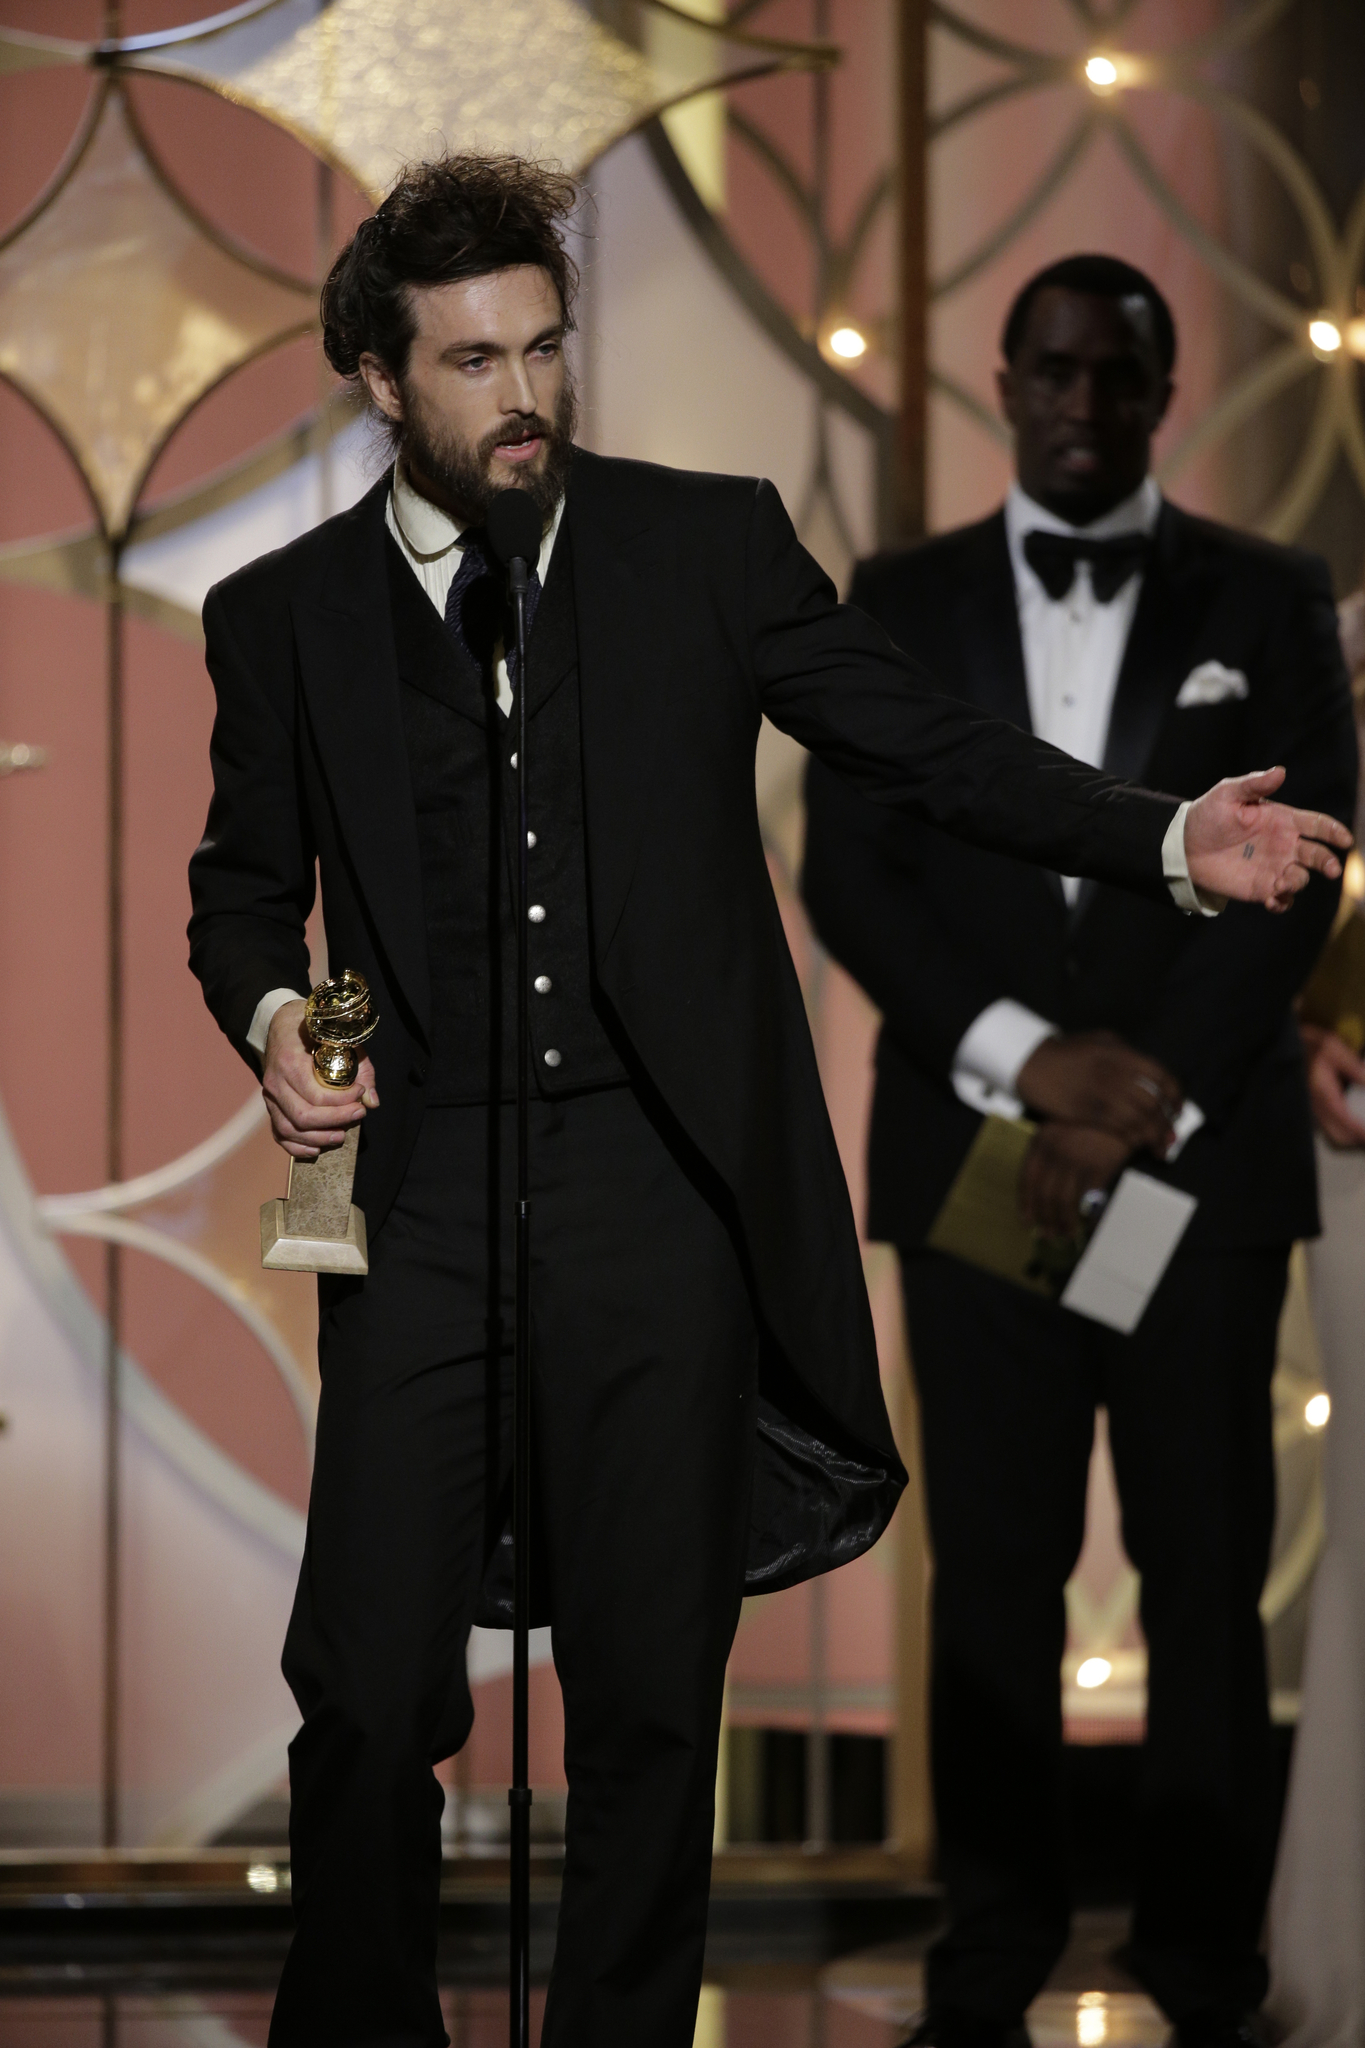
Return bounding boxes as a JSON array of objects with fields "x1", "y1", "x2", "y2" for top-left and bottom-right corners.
[
  {"x1": 270, "y1": 1086, "x2": 759, "y2": 2048},
  {"x1": 900, "y1": 1245, "x2": 1287, "y2": 2028}
]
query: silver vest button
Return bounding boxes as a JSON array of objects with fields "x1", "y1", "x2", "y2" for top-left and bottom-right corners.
[
  {"x1": 527, "y1": 830, "x2": 537, "y2": 848},
  {"x1": 534, "y1": 975, "x2": 552, "y2": 994},
  {"x1": 543, "y1": 1048, "x2": 562, "y2": 1068},
  {"x1": 528, "y1": 904, "x2": 546, "y2": 923}
]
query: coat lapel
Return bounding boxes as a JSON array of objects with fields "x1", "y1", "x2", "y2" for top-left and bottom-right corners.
[
  {"x1": 567, "y1": 450, "x2": 675, "y2": 959},
  {"x1": 952, "y1": 513, "x2": 1033, "y2": 731},
  {"x1": 291, "y1": 475, "x2": 432, "y2": 1038},
  {"x1": 1070, "y1": 501, "x2": 1213, "y2": 922},
  {"x1": 1100, "y1": 504, "x2": 1209, "y2": 785}
]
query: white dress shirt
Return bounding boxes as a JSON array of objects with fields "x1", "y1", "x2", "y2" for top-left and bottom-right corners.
[
  {"x1": 246, "y1": 468, "x2": 564, "y2": 1060},
  {"x1": 952, "y1": 479, "x2": 1205, "y2": 1155}
]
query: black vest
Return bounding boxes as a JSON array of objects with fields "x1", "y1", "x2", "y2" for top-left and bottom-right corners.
[{"x1": 388, "y1": 528, "x2": 629, "y2": 1105}]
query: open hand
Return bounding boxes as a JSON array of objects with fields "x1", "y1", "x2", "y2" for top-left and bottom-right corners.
[
  {"x1": 1301, "y1": 1020, "x2": 1365, "y2": 1148},
  {"x1": 1020, "y1": 1123, "x2": 1129, "y2": 1238},
  {"x1": 262, "y1": 999, "x2": 379, "y2": 1160},
  {"x1": 1186, "y1": 768, "x2": 1351, "y2": 911},
  {"x1": 1016, "y1": 1029, "x2": 1181, "y2": 1152}
]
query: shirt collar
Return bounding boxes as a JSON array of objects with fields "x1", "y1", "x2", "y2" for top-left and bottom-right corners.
[
  {"x1": 389, "y1": 460, "x2": 565, "y2": 579},
  {"x1": 1005, "y1": 475, "x2": 1161, "y2": 591}
]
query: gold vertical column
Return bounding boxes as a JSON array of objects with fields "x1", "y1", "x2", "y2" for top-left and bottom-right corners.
[
  {"x1": 101, "y1": 570, "x2": 124, "y2": 1851},
  {"x1": 895, "y1": 0, "x2": 928, "y2": 543}
]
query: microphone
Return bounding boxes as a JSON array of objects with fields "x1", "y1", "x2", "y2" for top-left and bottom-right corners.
[{"x1": 486, "y1": 488, "x2": 541, "y2": 596}]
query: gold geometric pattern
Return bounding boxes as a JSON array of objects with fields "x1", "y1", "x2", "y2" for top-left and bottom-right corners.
[
  {"x1": 0, "y1": 78, "x2": 314, "y2": 540},
  {"x1": 124, "y1": 0, "x2": 829, "y2": 198}
]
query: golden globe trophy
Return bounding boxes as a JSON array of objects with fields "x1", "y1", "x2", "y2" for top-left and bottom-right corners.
[{"x1": 259, "y1": 969, "x2": 377, "y2": 1275}]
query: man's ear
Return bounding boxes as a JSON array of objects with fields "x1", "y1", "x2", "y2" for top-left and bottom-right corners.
[
  {"x1": 358, "y1": 352, "x2": 403, "y2": 424},
  {"x1": 1150, "y1": 375, "x2": 1176, "y2": 433}
]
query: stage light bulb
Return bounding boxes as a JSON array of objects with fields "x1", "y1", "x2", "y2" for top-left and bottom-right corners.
[
  {"x1": 1076, "y1": 1656, "x2": 1112, "y2": 1689},
  {"x1": 1309, "y1": 317, "x2": 1343, "y2": 356},
  {"x1": 1084, "y1": 55, "x2": 1119, "y2": 89},
  {"x1": 829, "y1": 325, "x2": 868, "y2": 361},
  {"x1": 1306, "y1": 1393, "x2": 1331, "y2": 1430},
  {"x1": 1347, "y1": 317, "x2": 1365, "y2": 360},
  {"x1": 1346, "y1": 849, "x2": 1365, "y2": 902},
  {"x1": 246, "y1": 1862, "x2": 280, "y2": 1893}
]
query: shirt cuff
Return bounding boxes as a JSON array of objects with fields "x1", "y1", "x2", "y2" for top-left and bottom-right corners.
[
  {"x1": 1163, "y1": 801, "x2": 1226, "y2": 917},
  {"x1": 1164, "y1": 1097, "x2": 1205, "y2": 1162},
  {"x1": 247, "y1": 987, "x2": 309, "y2": 1061},
  {"x1": 951, "y1": 998, "x2": 1058, "y2": 1120}
]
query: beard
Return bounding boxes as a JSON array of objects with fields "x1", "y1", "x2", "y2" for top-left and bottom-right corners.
[{"x1": 397, "y1": 371, "x2": 578, "y2": 531}]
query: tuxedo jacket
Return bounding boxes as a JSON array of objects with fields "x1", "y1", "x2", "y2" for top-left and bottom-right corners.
[
  {"x1": 189, "y1": 452, "x2": 1189, "y2": 1588},
  {"x1": 802, "y1": 501, "x2": 1358, "y2": 1255}
]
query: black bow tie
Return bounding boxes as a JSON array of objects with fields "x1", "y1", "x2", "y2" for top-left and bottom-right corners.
[{"x1": 1023, "y1": 528, "x2": 1150, "y2": 603}]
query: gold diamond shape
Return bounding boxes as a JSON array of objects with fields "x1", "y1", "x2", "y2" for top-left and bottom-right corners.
[{"x1": 0, "y1": 78, "x2": 314, "y2": 540}]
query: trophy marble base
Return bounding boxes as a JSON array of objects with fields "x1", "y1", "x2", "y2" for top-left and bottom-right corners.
[{"x1": 259, "y1": 1124, "x2": 369, "y2": 1275}]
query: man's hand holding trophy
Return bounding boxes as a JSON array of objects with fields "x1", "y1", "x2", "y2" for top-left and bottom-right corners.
[{"x1": 259, "y1": 969, "x2": 379, "y2": 1275}]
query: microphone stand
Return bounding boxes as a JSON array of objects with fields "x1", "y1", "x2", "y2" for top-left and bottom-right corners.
[{"x1": 508, "y1": 548, "x2": 532, "y2": 2048}]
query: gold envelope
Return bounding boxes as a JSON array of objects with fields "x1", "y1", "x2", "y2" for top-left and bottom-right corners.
[
  {"x1": 927, "y1": 1114, "x2": 1086, "y2": 1297},
  {"x1": 1299, "y1": 901, "x2": 1365, "y2": 1052}
]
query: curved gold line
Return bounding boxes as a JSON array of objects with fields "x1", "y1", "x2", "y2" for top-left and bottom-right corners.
[
  {"x1": 929, "y1": 2, "x2": 1056, "y2": 70},
  {"x1": 1257, "y1": 368, "x2": 1341, "y2": 542},
  {"x1": 40, "y1": 1094, "x2": 266, "y2": 1219},
  {"x1": 929, "y1": 368, "x2": 1012, "y2": 449},
  {"x1": 933, "y1": 111, "x2": 1095, "y2": 302},
  {"x1": 1177, "y1": 83, "x2": 1343, "y2": 302},
  {"x1": 930, "y1": 72, "x2": 1055, "y2": 143},
  {"x1": 1108, "y1": 114, "x2": 1304, "y2": 339},
  {"x1": 1155, "y1": 343, "x2": 1315, "y2": 486},
  {"x1": 1162, "y1": 0, "x2": 1298, "y2": 70},
  {"x1": 49, "y1": 1210, "x2": 317, "y2": 1450}
]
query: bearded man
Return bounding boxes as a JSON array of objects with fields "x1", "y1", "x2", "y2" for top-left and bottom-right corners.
[{"x1": 186, "y1": 157, "x2": 1348, "y2": 2048}]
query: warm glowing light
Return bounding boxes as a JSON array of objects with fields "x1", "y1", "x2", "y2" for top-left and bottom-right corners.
[
  {"x1": 1078, "y1": 1996, "x2": 1108, "y2": 2047},
  {"x1": 1306, "y1": 1393, "x2": 1331, "y2": 1430},
  {"x1": 246, "y1": 1863, "x2": 280, "y2": 1894},
  {"x1": 1309, "y1": 317, "x2": 1343, "y2": 355},
  {"x1": 1076, "y1": 1657, "x2": 1112, "y2": 1689},
  {"x1": 1347, "y1": 317, "x2": 1365, "y2": 361},
  {"x1": 1084, "y1": 55, "x2": 1119, "y2": 88},
  {"x1": 1345, "y1": 849, "x2": 1365, "y2": 903},
  {"x1": 828, "y1": 325, "x2": 868, "y2": 360}
]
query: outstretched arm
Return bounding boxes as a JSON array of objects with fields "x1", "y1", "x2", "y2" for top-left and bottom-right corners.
[
  {"x1": 1184, "y1": 766, "x2": 1348, "y2": 909},
  {"x1": 747, "y1": 480, "x2": 1350, "y2": 907}
]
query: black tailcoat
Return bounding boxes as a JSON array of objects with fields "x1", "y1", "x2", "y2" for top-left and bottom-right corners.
[{"x1": 189, "y1": 453, "x2": 1185, "y2": 1588}]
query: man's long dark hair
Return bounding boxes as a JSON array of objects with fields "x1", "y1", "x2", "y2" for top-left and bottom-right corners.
[{"x1": 321, "y1": 153, "x2": 581, "y2": 384}]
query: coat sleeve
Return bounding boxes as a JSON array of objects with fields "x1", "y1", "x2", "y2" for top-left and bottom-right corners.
[
  {"x1": 801, "y1": 755, "x2": 1026, "y2": 1081},
  {"x1": 186, "y1": 578, "x2": 317, "y2": 1071},
  {"x1": 744, "y1": 479, "x2": 1179, "y2": 901},
  {"x1": 1138, "y1": 554, "x2": 1358, "y2": 1123}
]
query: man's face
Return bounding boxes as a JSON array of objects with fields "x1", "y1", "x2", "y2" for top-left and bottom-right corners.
[
  {"x1": 997, "y1": 286, "x2": 1173, "y2": 525},
  {"x1": 360, "y1": 263, "x2": 574, "y2": 526}
]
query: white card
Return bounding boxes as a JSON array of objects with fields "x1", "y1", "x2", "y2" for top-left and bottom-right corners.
[{"x1": 1060, "y1": 1170, "x2": 1198, "y2": 1335}]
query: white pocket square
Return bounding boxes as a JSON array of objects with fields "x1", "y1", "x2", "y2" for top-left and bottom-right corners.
[{"x1": 1175, "y1": 661, "x2": 1249, "y2": 708}]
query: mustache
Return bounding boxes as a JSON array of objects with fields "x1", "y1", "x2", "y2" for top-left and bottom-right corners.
[{"x1": 479, "y1": 416, "x2": 554, "y2": 460}]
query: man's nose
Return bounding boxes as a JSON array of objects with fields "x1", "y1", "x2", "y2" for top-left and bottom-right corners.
[
  {"x1": 1061, "y1": 368, "x2": 1099, "y2": 421},
  {"x1": 498, "y1": 360, "x2": 539, "y2": 415}
]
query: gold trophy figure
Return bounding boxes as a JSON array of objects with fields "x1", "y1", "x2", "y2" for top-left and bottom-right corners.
[{"x1": 259, "y1": 968, "x2": 378, "y2": 1275}]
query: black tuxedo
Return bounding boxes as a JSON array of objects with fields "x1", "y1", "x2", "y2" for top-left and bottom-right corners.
[
  {"x1": 801, "y1": 500, "x2": 1357, "y2": 2029},
  {"x1": 189, "y1": 452, "x2": 1190, "y2": 2048}
]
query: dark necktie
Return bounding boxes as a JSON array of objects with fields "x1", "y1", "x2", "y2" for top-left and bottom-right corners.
[
  {"x1": 443, "y1": 529, "x2": 543, "y2": 694},
  {"x1": 1022, "y1": 527, "x2": 1150, "y2": 603}
]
